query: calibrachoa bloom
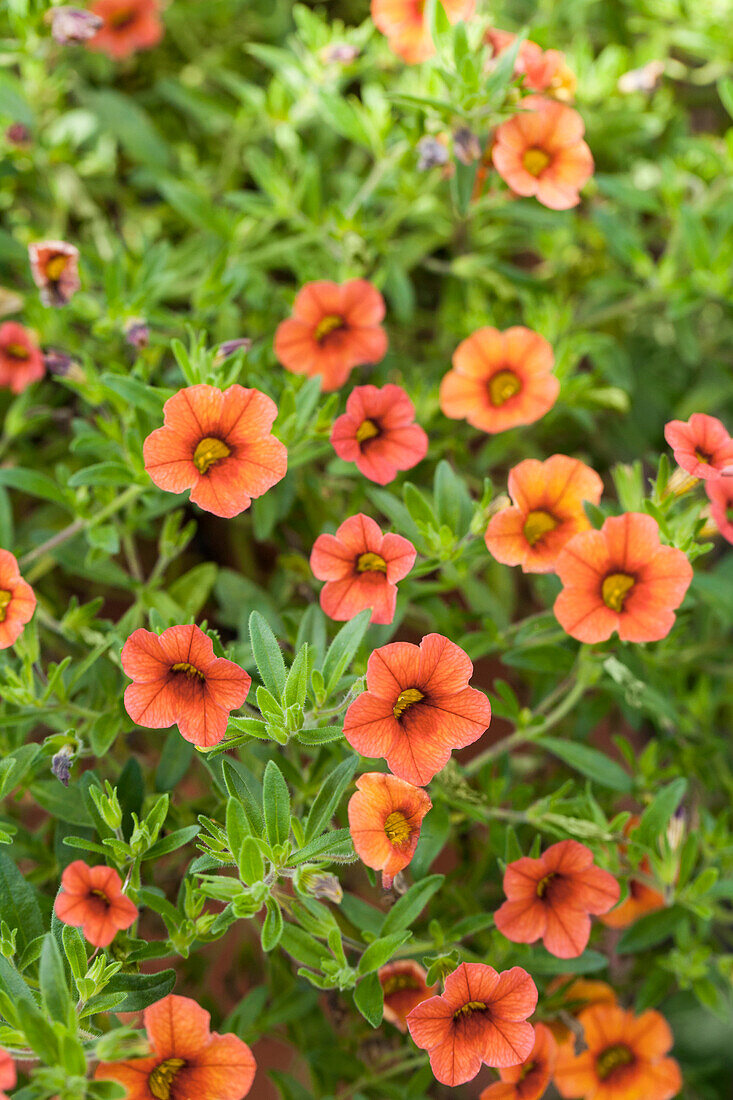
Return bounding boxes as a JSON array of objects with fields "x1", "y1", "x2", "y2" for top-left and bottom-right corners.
[
  {"x1": 0, "y1": 321, "x2": 44, "y2": 393},
  {"x1": 54, "y1": 861, "x2": 137, "y2": 947},
  {"x1": 274, "y1": 279, "x2": 387, "y2": 392},
  {"x1": 330, "y1": 383, "x2": 428, "y2": 484},
  {"x1": 0, "y1": 1050, "x2": 14, "y2": 1100},
  {"x1": 553, "y1": 512, "x2": 694, "y2": 644},
  {"x1": 0, "y1": 549, "x2": 36, "y2": 650},
  {"x1": 602, "y1": 817, "x2": 665, "y2": 930},
  {"x1": 407, "y1": 962, "x2": 538, "y2": 1086},
  {"x1": 664, "y1": 412, "x2": 733, "y2": 480},
  {"x1": 28, "y1": 240, "x2": 80, "y2": 306},
  {"x1": 371, "y1": 0, "x2": 476, "y2": 64},
  {"x1": 554, "y1": 1004, "x2": 681, "y2": 1100},
  {"x1": 480, "y1": 1022, "x2": 558, "y2": 1100},
  {"x1": 440, "y1": 326, "x2": 558, "y2": 434},
  {"x1": 348, "y1": 771, "x2": 431, "y2": 888},
  {"x1": 379, "y1": 960, "x2": 437, "y2": 1032},
  {"x1": 143, "y1": 384, "x2": 287, "y2": 519},
  {"x1": 492, "y1": 96, "x2": 594, "y2": 211},
  {"x1": 485, "y1": 455, "x2": 603, "y2": 573},
  {"x1": 96, "y1": 993, "x2": 256, "y2": 1099},
  {"x1": 486, "y1": 29, "x2": 576, "y2": 101},
  {"x1": 87, "y1": 0, "x2": 163, "y2": 59},
  {"x1": 342, "y1": 632, "x2": 491, "y2": 785},
  {"x1": 494, "y1": 840, "x2": 620, "y2": 958},
  {"x1": 122, "y1": 624, "x2": 251, "y2": 747},
  {"x1": 706, "y1": 476, "x2": 733, "y2": 544},
  {"x1": 547, "y1": 978, "x2": 617, "y2": 1043},
  {"x1": 310, "y1": 513, "x2": 415, "y2": 624}
]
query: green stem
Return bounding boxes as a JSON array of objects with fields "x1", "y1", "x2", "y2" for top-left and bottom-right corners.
[{"x1": 20, "y1": 484, "x2": 145, "y2": 571}]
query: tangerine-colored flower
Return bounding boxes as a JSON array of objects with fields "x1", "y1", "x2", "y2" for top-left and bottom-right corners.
[
  {"x1": 54, "y1": 861, "x2": 137, "y2": 948},
  {"x1": 480, "y1": 1022, "x2": 558, "y2": 1100},
  {"x1": 440, "y1": 326, "x2": 558, "y2": 434},
  {"x1": 0, "y1": 1049, "x2": 15, "y2": 1100},
  {"x1": 0, "y1": 321, "x2": 45, "y2": 393},
  {"x1": 143, "y1": 384, "x2": 287, "y2": 519},
  {"x1": 28, "y1": 240, "x2": 80, "y2": 307},
  {"x1": 96, "y1": 993, "x2": 256, "y2": 1100},
  {"x1": 602, "y1": 817, "x2": 665, "y2": 929},
  {"x1": 494, "y1": 840, "x2": 620, "y2": 959},
  {"x1": 310, "y1": 513, "x2": 415, "y2": 625},
  {"x1": 274, "y1": 280, "x2": 387, "y2": 392},
  {"x1": 371, "y1": 0, "x2": 476, "y2": 64},
  {"x1": 122, "y1": 624, "x2": 251, "y2": 748},
  {"x1": 485, "y1": 455, "x2": 603, "y2": 573},
  {"x1": 348, "y1": 772, "x2": 432, "y2": 889},
  {"x1": 553, "y1": 512, "x2": 693, "y2": 644},
  {"x1": 379, "y1": 960, "x2": 437, "y2": 1032},
  {"x1": 87, "y1": 0, "x2": 163, "y2": 59},
  {"x1": 706, "y1": 476, "x2": 733, "y2": 544},
  {"x1": 0, "y1": 549, "x2": 36, "y2": 650},
  {"x1": 330, "y1": 384, "x2": 428, "y2": 485},
  {"x1": 486, "y1": 29, "x2": 576, "y2": 101},
  {"x1": 664, "y1": 413, "x2": 733, "y2": 480},
  {"x1": 554, "y1": 1004, "x2": 681, "y2": 1100},
  {"x1": 342, "y1": 632, "x2": 491, "y2": 785},
  {"x1": 492, "y1": 96, "x2": 593, "y2": 210},
  {"x1": 407, "y1": 962, "x2": 537, "y2": 1086},
  {"x1": 546, "y1": 978, "x2": 617, "y2": 1043}
]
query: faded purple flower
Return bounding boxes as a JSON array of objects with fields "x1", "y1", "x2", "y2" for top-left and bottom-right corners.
[
  {"x1": 417, "y1": 136, "x2": 449, "y2": 171},
  {"x1": 29, "y1": 240, "x2": 80, "y2": 307},
  {"x1": 321, "y1": 43, "x2": 360, "y2": 65},
  {"x1": 46, "y1": 6, "x2": 104, "y2": 45},
  {"x1": 453, "y1": 127, "x2": 481, "y2": 165},
  {"x1": 215, "y1": 337, "x2": 253, "y2": 363},
  {"x1": 125, "y1": 320, "x2": 150, "y2": 350},
  {"x1": 52, "y1": 745, "x2": 74, "y2": 787},
  {"x1": 5, "y1": 123, "x2": 30, "y2": 146}
]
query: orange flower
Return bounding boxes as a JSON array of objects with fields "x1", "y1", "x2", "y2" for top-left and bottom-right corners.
[
  {"x1": 348, "y1": 772, "x2": 431, "y2": 888},
  {"x1": 602, "y1": 817, "x2": 665, "y2": 930},
  {"x1": 546, "y1": 978, "x2": 617, "y2": 1042},
  {"x1": 553, "y1": 512, "x2": 693, "y2": 644},
  {"x1": 554, "y1": 1004, "x2": 681, "y2": 1100},
  {"x1": 494, "y1": 840, "x2": 620, "y2": 959},
  {"x1": 0, "y1": 1049, "x2": 15, "y2": 1100},
  {"x1": 87, "y1": 0, "x2": 163, "y2": 59},
  {"x1": 407, "y1": 962, "x2": 538, "y2": 1086},
  {"x1": 0, "y1": 322, "x2": 44, "y2": 393},
  {"x1": 143, "y1": 384, "x2": 287, "y2": 519},
  {"x1": 342, "y1": 632, "x2": 491, "y2": 785},
  {"x1": 480, "y1": 1022, "x2": 558, "y2": 1100},
  {"x1": 378, "y1": 960, "x2": 437, "y2": 1031},
  {"x1": 664, "y1": 413, "x2": 733, "y2": 480},
  {"x1": 122, "y1": 624, "x2": 251, "y2": 748},
  {"x1": 330, "y1": 383, "x2": 428, "y2": 485},
  {"x1": 28, "y1": 240, "x2": 80, "y2": 306},
  {"x1": 486, "y1": 29, "x2": 576, "y2": 101},
  {"x1": 0, "y1": 549, "x2": 35, "y2": 649},
  {"x1": 485, "y1": 455, "x2": 603, "y2": 573},
  {"x1": 95, "y1": 993, "x2": 256, "y2": 1100},
  {"x1": 309, "y1": 513, "x2": 415, "y2": 625},
  {"x1": 706, "y1": 476, "x2": 733, "y2": 544},
  {"x1": 492, "y1": 96, "x2": 593, "y2": 210},
  {"x1": 371, "y1": 0, "x2": 476, "y2": 64},
  {"x1": 440, "y1": 326, "x2": 558, "y2": 434},
  {"x1": 274, "y1": 280, "x2": 387, "y2": 392},
  {"x1": 54, "y1": 861, "x2": 137, "y2": 948}
]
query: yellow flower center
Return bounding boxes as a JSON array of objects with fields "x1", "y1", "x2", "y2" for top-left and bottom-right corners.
[
  {"x1": 382, "y1": 971, "x2": 420, "y2": 994},
  {"x1": 523, "y1": 147, "x2": 551, "y2": 176},
  {"x1": 393, "y1": 688, "x2": 425, "y2": 719},
  {"x1": 488, "y1": 369, "x2": 521, "y2": 407},
  {"x1": 454, "y1": 1000, "x2": 487, "y2": 1019},
  {"x1": 694, "y1": 449, "x2": 710, "y2": 464},
  {"x1": 314, "y1": 314, "x2": 345, "y2": 342},
  {"x1": 596, "y1": 1044, "x2": 634, "y2": 1081},
  {"x1": 519, "y1": 1060, "x2": 536, "y2": 1081},
  {"x1": 356, "y1": 552, "x2": 387, "y2": 573},
  {"x1": 193, "y1": 436, "x2": 231, "y2": 474},
  {"x1": 601, "y1": 573, "x2": 635, "y2": 612},
  {"x1": 536, "y1": 872, "x2": 557, "y2": 899},
  {"x1": 523, "y1": 509, "x2": 558, "y2": 546},
  {"x1": 45, "y1": 254, "x2": 69, "y2": 281},
  {"x1": 110, "y1": 7, "x2": 136, "y2": 27},
  {"x1": 384, "y1": 810, "x2": 412, "y2": 847},
  {"x1": 149, "y1": 1058, "x2": 186, "y2": 1100},
  {"x1": 0, "y1": 590, "x2": 11, "y2": 623},
  {"x1": 4, "y1": 342, "x2": 29, "y2": 360},
  {"x1": 170, "y1": 662, "x2": 205, "y2": 681},
  {"x1": 356, "y1": 419, "x2": 380, "y2": 443}
]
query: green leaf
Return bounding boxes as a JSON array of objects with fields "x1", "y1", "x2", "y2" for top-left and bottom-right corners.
[
  {"x1": 262, "y1": 761, "x2": 291, "y2": 848},
  {"x1": 67, "y1": 462, "x2": 136, "y2": 488},
  {"x1": 82, "y1": 90, "x2": 172, "y2": 170},
  {"x1": 537, "y1": 737, "x2": 633, "y2": 793},
  {"x1": 321, "y1": 610, "x2": 371, "y2": 695},
  {"x1": 296, "y1": 726, "x2": 344, "y2": 746},
  {"x1": 249, "y1": 611, "x2": 287, "y2": 698},
  {"x1": 434, "y1": 461, "x2": 473, "y2": 536},
  {"x1": 100, "y1": 373, "x2": 168, "y2": 416},
  {"x1": 104, "y1": 968, "x2": 177, "y2": 1011},
  {"x1": 279, "y1": 923, "x2": 327, "y2": 970},
  {"x1": 288, "y1": 828, "x2": 354, "y2": 866},
  {"x1": 354, "y1": 970, "x2": 384, "y2": 1027},
  {"x1": 284, "y1": 644, "x2": 310, "y2": 709},
  {"x1": 616, "y1": 906, "x2": 686, "y2": 953},
  {"x1": 636, "y1": 779, "x2": 686, "y2": 847},
  {"x1": 304, "y1": 755, "x2": 357, "y2": 843},
  {"x1": 381, "y1": 875, "x2": 444, "y2": 935},
  {"x1": 238, "y1": 836, "x2": 265, "y2": 886},
  {"x1": 0, "y1": 468, "x2": 68, "y2": 507},
  {"x1": 62, "y1": 925, "x2": 88, "y2": 981},
  {"x1": 142, "y1": 825, "x2": 200, "y2": 861},
  {"x1": 0, "y1": 852, "x2": 44, "y2": 954},
  {"x1": 40, "y1": 933, "x2": 73, "y2": 1026},
  {"x1": 0, "y1": 744, "x2": 40, "y2": 800},
  {"x1": 357, "y1": 932, "x2": 411, "y2": 975},
  {"x1": 221, "y1": 759, "x2": 265, "y2": 837},
  {"x1": 261, "y1": 898, "x2": 284, "y2": 952},
  {"x1": 718, "y1": 76, "x2": 733, "y2": 121}
]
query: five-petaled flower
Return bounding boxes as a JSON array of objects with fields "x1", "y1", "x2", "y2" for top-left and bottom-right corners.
[
  {"x1": 407, "y1": 962, "x2": 538, "y2": 1086},
  {"x1": 310, "y1": 513, "x2": 415, "y2": 624},
  {"x1": 0, "y1": 1049, "x2": 15, "y2": 1100},
  {"x1": 28, "y1": 240, "x2": 80, "y2": 307},
  {"x1": 122, "y1": 624, "x2": 251, "y2": 748},
  {"x1": 706, "y1": 476, "x2": 733, "y2": 545},
  {"x1": 378, "y1": 960, "x2": 437, "y2": 1032},
  {"x1": 553, "y1": 512, "x2": 693, "y2": 643},
  {"x1": 87, "y1": 0, "x2": 163, "y2": 59},
  {"x1": 554, "y1": 1004, "x2": 681, "y2": 1100},
  {"x1": 371, "y1": 0, "x2": 476, "y2": 64},
  {"x1": 480, "y1": 1021, "x2": 558, "y2": 1100},
  {"x1": 54, "y1": 861, "x2": 137, "y2": 947},
  {"x1": 494, "y1": 840, "x2": 620, "y2": 959},
  {"x1": 348, "y1": 771, "x2": 432, "y2": 889},
  {"x1": 664, "y1": 412, "x2": 733, "y2": 480},
  {"x1": 485, "y1": 455, "x2": 603, "y2": 573},
  {"x1": 486, "y1": 29, "x2": 576, "y2": 101},
  {"x1": 0, "y1": 321, "x2": 45, "y2": 393},
  {"x1": 330, "y1": 383, "x2": 428, "y2": 484},
  {"x1": 342, "y1": 632, "x2": 491, "y2": 785},
  {"x1": 95, "y1": 993, "x2": 256, "y2": 1100},
  {"x1": 440, "y1": 326, "x2": 559, "y2": 434},
  {"x1": 0, "y1": 549, "x2": 36, "y2": 650},
  {"x1": 143, "y1": 384, "x2": 287, "y2": 519},
  {"x1": 492, "y1": 96, "x2": 594, "y2": 210},
  {"x1": 274, "y1": 279, "x2": 388, "y2": 392}
]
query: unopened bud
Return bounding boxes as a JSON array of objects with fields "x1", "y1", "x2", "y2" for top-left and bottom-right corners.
[
  {"x1": 215, "y1": 337, "x2": 252, "y2": 364},
  {"x1": 416, "y1": 136, "x2": 449, "y2": 171},
  {"x1": 453, "y1": 128, "x2": 482, "y2": 165},
  {"x1": 125, "y1": 320, "x2": 149, "y2": 350},
  {"x1": 52, "y1": 744, "x2": 74, "y2": 787}
]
